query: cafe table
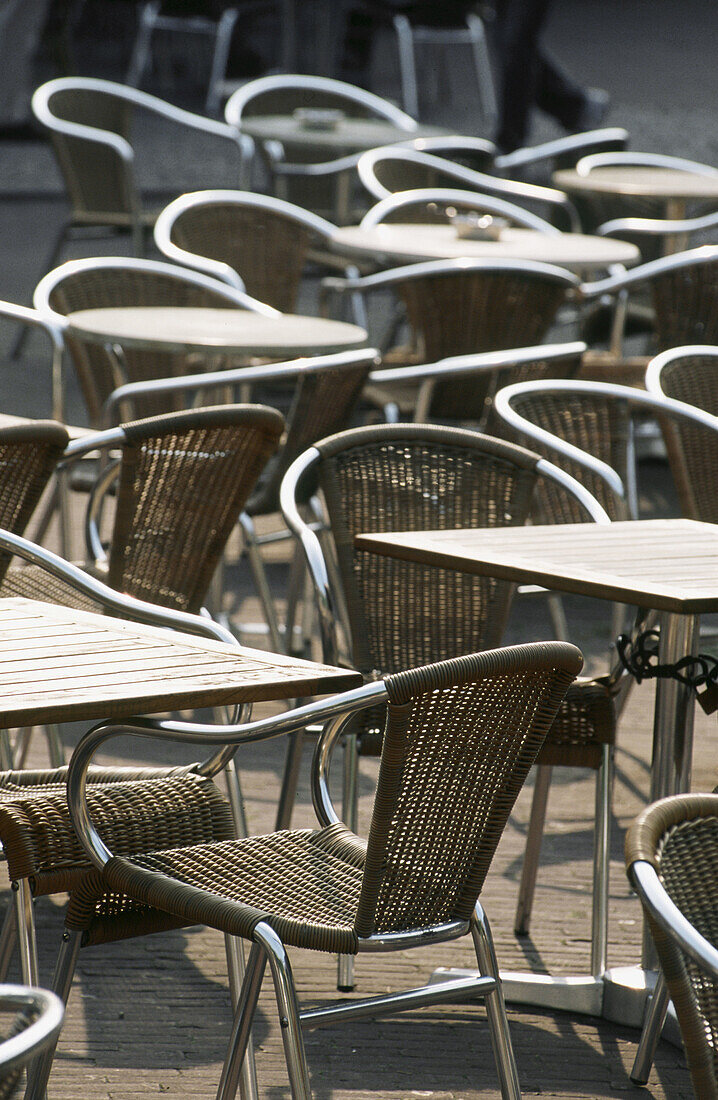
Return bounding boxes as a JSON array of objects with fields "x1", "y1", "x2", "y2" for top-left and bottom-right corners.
[
  {"x1": 329, "y1": 222, "x2": 640, "y2": 274},
  {"x1": 0, "y1": 596, "x2": 359, "y2": 730},
  {"x1": 356, "y1": 517, "x2": 716, "y2": 1029},
  {"x1": 238, "y1": 115, "x2": 447, "y2": 159},
  {"x1": 66, "y1": 307, "x2": 368, "y2": 361},
  {"x1": 553, "y1": 165, "x2": 718, "y2": 222}
]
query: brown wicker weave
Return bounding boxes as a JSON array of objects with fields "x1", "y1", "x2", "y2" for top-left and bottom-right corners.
[
  {"x1": 370, "y1": 262, "x2": 573, "y2": 421},
  {"x1": 0, "y1": 421, "x2": 70, "y2": 573},
  {"x1": 648, "y1": 350, "x2": 718, "y2": 524},
  {"x1": 626, "y1": 793, "x2": 718, "y2": 1098},
  {"x1": 167, "y1": 200, "x2": 317, "y2": 313},
  {"x1": 72, "y1": 642, "x2": 581, "y2": 1096},
  {"x1": 42, "y1": 263, "x2": 252, "y2": 425}
]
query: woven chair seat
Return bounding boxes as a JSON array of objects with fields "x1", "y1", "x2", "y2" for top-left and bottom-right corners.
[
  {"x1": 0, "y1": 565, "x2": 102, "y2": 613},
  {"x1": 84, "y1": 823, "x2": 368, "y2": 954}
]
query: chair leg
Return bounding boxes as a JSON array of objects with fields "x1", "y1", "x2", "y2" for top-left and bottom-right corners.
[
  {"x1": 591, "y1": 745, "x2": 613, "y2": 979},
  {"x1": 337, "y1": 733, "x2": 359, "y2": 991},
  {"x1": 471, "y1": 903, "x2": 522, "y2": 1100},
  {"x1": 223, "y1": 757, "x2": 249, "y2": 838},
  {"x1": 466, "y1": 13, "x2": 497, "y2": 126},
  {"x1": 13, "y1": 879, "x2": 39, "y2": 986},
  {"x1": 275, "y1": 729, "x2": 305, "y2": 830},
  {"x1": 126, "y1": 0, "x2": 158, "y2": 86},
  {"x1": 630, "y1": 973, "x2": 670, "y2": 1086},
  {"x1": 217, "y1": 937, "x2": 267, "y2": 1100},
  {"x1": 24, "y1": 929, "x2": 82, "y2": 1100},
  {"x1": 514, "y1": 764, "x2": 552, "y2": 936},
  {"x1": 393, "y1": 15, "x2": 420, "y2": 117},
  {"x1": 224, "y1": 935, "x2": 259, "y2": 1100},
  {"x1": 238, "y1": 514, "x2": 284, "y2": 653},
  {"x1": 254, "y1": 922, "x2": 311, "y2": 1100},
  {"x1": 205, "y1": 8, "x2": 238, "y2": 115},
  {"x1": 0, "y1": 904, "x2": 17, "y2": 982}
]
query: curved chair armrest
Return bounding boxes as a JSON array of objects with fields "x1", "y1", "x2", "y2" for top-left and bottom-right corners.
[
  {"x1": 597, "y1": 210, "x2": 718, "y2": 238},
  {"x1": 279, "y1": 446, "x2": 340, "y2": 666},
  {"x1": 629, "y1": 859, "x2": 718, "y2": 979},
  {"x1": 495, "y1": 128, "x2": 630, "y2": 173},
  {"x1": 369, "y1": 341, "x2": 587, "y2": 385},
  {"x1": 579, "y1": 244, "x2": 718, "y2": 299},
  {"x1": 644, "y1": 343, "x2": 718, "y2": 397},
  {"x1": 360, "y1": 188, "x2": 560, "y2": 233},
  {"x1": 271, "y1": 152, "x2": 365, "y2": 178},
  {"x1": 67, "y1": 680, "x2": 387, "y2": 868},
  {"x1": 0, "y1": 985, "x2": 64, "y2": 1076},
  {"x1": 0, "y1": 527, "x2": 235, "y2": 647},
  {"x1": 323, "y1": 257, "x2": 580, "y2": 295},
  {"x1": 102, "y1": 348, "x2": 381, "y2": 426},
  {"x1": 576, "y1": 150, "x2": 718, "y2": 178}
]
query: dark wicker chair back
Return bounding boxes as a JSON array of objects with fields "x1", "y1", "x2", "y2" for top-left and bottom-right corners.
[
  {"x1": 357, "y1": 643, "x2": 582, "y2": 934},
  {"x1": 649, "y1": 258, "x2": 718, "y2": 350},
  {"x1": 167, "y1": 202, "x2": 313, "y2": 312},
  {"x1": 626, "y1": 793, "x2": 718, "y2": 1098},
  {"x1": 391, "y1": 264, "x2": 572, "y2": 420},
  {"x1": 647, "y1": 349, "x2": 718, "y2": 524},
  {"x1": 40, "y1": 264, "x2": 250, "y2": 425},
  {"x1": 313, "y1": 426, "x2": 540, "y2": 747},
  {"x1": 246, "y1": 356, "x2": 371, "y2": 518},
  {"x1": 500, "y1": 387, "x2": 633, "y2": 523},
  {"x1": 108, "y1": 405, "x2": 284, "y2": 613}
]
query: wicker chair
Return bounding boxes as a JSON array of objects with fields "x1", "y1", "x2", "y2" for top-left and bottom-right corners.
[
  {"x1": 578, "y1": 245, "x2": 718, "y2": 385},
  {"x1": 356, "y1": 147, "x2": 581, "y2": 231},
  {"x1": 224, "y1": 74, "x2": 418, "y2": 222},
  {"x1": 0, "y1": 984, "x2": 63, "y2": 1100},
  {"x1": 361, "y1": 186, "x2": 559, "y2": 231},
  {"x1": 494, "y1": 377, "x2": 718, "y2": 952},
  {"x1": 61, "y1": 640, "x2": 583, "y2": 1100},
  {"x1": 154, "y1": 189, "x2": 340, "y2": 310},
  {"x1": 0, "y1": 406, "x2": 283, "y2": 989},
  {"x1": 98, "y1": 348, "x2": 378, "y2": 652},
  {"x1": 279, "y1": 422, "x2": 609, "y2": 988},
  {"x1": 625, "y1": 792, "x2": 718, "y2": 1098},
  {"x1": 33, "y1": 256, "x2": 274, "y2": 427},
  {"x1": 645, "y1": 344, "x2": 718, "y2": 524},
  {"x1": 30, "y1": 77, "x2": 244, "y2": 266},
  {"x1": 494, "y1": 128, "x2": 629, "y2": 178},
  {"x1": 569, "y1": 151, "x2": 718, "y2": 242},
  {"x1": 323, "y1": 257, "x2": 579, "y2": 421}
]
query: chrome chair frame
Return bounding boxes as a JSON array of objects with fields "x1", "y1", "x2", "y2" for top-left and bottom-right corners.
[
  {"x1": 645, "y1": 343, "x2": 718, "y2": 401},
  {"x1": 31, "y1": 77, "x2": 246, "y2": 261},
  {"x1": 360, "y1": 187, "x2": 560, "y2": 234},
  {"x1": 393, "y1": 10, "x2": 496, "y2": 125},
  {"x1": 397, "y1": 134, "x2": 496, "y2": 170},
  {"x1": 357, "y1": 146, "x2": 582, "y2": 231},
  {"x1": 126, "y1": 1, "x2": 240, "y2": 115},
  {"x1": 494, "y1": 128, "x2": 630, "y2": 175},
  {"x1": 578, "y1": 244, "x2": 718, "y2": 359},
  {"x1": 0, "y1": 984, "x2": 64, "y2": 1084},
  {"x1": 224, "y1": 73, "x2": 418, "y2": 194},
  {"x1": 153, "y1": 188, "x2": 338, "y2": 293},
  {"x1": 575, "y1": 150, "x2": 718, "y2": 179}
]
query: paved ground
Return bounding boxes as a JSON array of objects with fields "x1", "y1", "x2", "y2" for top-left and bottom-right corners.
[{"x1": 0, "y1": 1, "x2": 717, "y2": 1096}]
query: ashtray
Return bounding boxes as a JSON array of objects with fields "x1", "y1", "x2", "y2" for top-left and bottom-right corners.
[
  {"x1": 453, "y1": 214, "x2": 509, "y2": 241},
  {"x1": 293, "y1": 108, "x2": 345, "y2": 131}
]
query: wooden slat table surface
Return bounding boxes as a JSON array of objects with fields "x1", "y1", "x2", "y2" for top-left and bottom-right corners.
[
  {"x1": 0, "y1": 598, "x2": 360, "y2": 729},
  {"x1": 356, "y1": 518, "x2": 718, "y2": 614}
]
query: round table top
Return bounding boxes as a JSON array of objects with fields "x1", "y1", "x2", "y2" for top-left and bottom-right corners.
[
  {"x1": 239, "y1": 115, "x2": 447, "y2": 154},
  {"x1": 553, "y1": 166, "x2": 718, "y2": 199},
  {"x1": 67, "y1": 307, "x2": 368, "y2": 356},
  {"x1": 329, "y1": 223, "x2": 640, "y2": 272}
]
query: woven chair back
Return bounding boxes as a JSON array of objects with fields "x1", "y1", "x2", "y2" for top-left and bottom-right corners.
[
  {"x1": 46, "y1": 267, "x2": 245, "y2": 425},
  {"x1": 0, "y1": 421, "x2": 70, "y2": 583},
  {"x1": 108, "y1": 405, "x2": 284, "y2": 612},
  {"x1": 43, "y1": 86, "x2": 136, "y2": 224},
  {"x1": 369, "y1": 155, "x2": 470, "y2": 195},
  {"x1": 501, "y1": 389, "x2": 632, "y2": 523},
  {"x1": 314, "y1": 427, "x2": 540, "y2": 745},
  {"x1": 651, "y1": 352, "x2": 718, "y2": 523},
  {"x1": 649, "y1": 258, "x2": 718, "y2": 351},
  {"x1": 169, "y1": 202, "x2": 313, "y2": 312},
  {"x1": 247, "y1": 355, "x2": 372, "y2": 517},
  {"x1": 355, "y1": 642, "x2": 582, "y2": 935},
  {"x1": 626, "y1": 794, "x2": 718, "y2": 1097},
  {"x1": 392, "y1": 267, "x2": 569, "y2": 420},
  {"x1": 241, "y1": 85, "x2": 380, "y2": 122}
]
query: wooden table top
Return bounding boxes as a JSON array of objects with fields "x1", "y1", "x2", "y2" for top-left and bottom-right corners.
[
  {"x1": 330, "y1": 223, "x2": 639, "y2": 272},
  {"x1": 355, "y1": 519, "x2": 718, "y2": 615},
  {"x1": 0, "y1": 598, "x2": 360, "y2": 729},
  {"x1": 67, "y1": 308, "x2": 368, "y2": 357},
  {"x1": 553, "y1": 166, "x2": 718, "y2": 199},
  {"x1": 239, "y1": 115, "x2": 446, "y2": 154}
]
